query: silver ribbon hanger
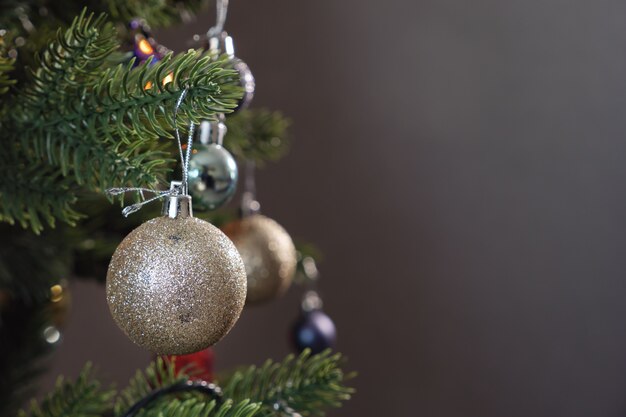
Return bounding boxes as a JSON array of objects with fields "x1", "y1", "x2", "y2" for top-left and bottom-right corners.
[{"x1": 106, "y1": 88, "x2": 196, "y2": 217}]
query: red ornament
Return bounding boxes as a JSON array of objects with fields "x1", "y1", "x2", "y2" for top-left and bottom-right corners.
[{"x1": 162, "y1": 348, "x2": 215, "y2": 381}]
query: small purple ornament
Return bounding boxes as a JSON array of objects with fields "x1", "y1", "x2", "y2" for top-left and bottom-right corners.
[
  {"x1": 128, "y1": 18, "x2": 143, "y2": 31},
  {"x1": 291, "y1": 309, "x2": 337, "y2": 354}
]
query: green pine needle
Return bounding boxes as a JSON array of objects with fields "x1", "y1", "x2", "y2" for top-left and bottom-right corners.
[
  {"x1": 114, "y1": 356, "x2": 189, "y2": 415},
  {"x1": 0, "y1": 163, "x2": 82, "y2": 233},
  {"x1": 138, "y1": 398, "x2": 261, "y2": 417},
  {"x1": 16, "y1": 350, "x2": 351, "y2": 417},
  {"x1": 224, "y1": 109, "x2": 291, "y2": 163},
  {"x1": 0, "y1": 54, "x2": 16, "y2": 95},
  {"x1": 221, "y1": 350, "x2": 354, "y2": 417},
  {"x1": 18, "y1": 363, "x2": 115, "y2": 417},
  {"x1": 113, "y1": 358, "x2": 261, "y2": 417},
  {"x1": 104, "y1": 0, "x2": 209, "y2": 28},
  {"x1": 0, "y1": 1, "x2": 209, "y2": 33}
]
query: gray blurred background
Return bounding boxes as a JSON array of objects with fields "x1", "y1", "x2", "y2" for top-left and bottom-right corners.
[{"x1": 40, "y1": 0, "x2": 626, "y2": 416}]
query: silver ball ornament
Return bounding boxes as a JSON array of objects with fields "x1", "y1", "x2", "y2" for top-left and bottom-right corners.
[
  {"x1": 204, "y1": 32, "x2": 255, "y2": 112},
  {"x1": 232, "y1": 58, "x2": 255, "y2": 112},
  {"x1": 188, "y1": 143, "x2": 238, "y2": 211},
  {"x1": 106, "y1": 198, "x2": 247, "y2": 354},
  {"x1": 222, "y1": 214, "x2": 297, "y2": 304}
]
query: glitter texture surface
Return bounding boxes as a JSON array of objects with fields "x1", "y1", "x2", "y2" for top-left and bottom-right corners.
[
  {"x1": 222, "y1": 214, "x2": 297, "y2": 304},
  {"x1": 106, "y1": 216, "x2": 247, "y2": 354}
]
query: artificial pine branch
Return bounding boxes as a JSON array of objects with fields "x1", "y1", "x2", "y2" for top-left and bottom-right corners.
[
  {"x1": 16, "y1": 347, "x2": 351, "y2": 417},
  {"x1": 0, "y1": 1, "x2": 209, "y2": 35},
  {"x1": 11, "y1": 11, "x2": 239, "y2": 173},
  {"x1": 0, "y1": 162, "x2": 82, "y2": 232},
  {"x1": 224, "y1": 109, "x2": 291, "y2": 163},
  {"x1": 114, "y1": 357, "x2": 189, "y2": 415},
  {"x1": 0, "y1": 54, "x2": 16, "y2": 95},
  {"x1": 104, "y1": 0, "x2": 209, "y2": 27},
  {"x1": 85, "y1": 50, "x2": 241, "y2": 143},
  {"x1": 221, "y1": 350, "x2": 354, "y2": 417},
  {"x1": 136, "y1": 398, "x2": 261, "y2": 417},
  {"x1": 0, "y1": 10, "x2": 243, "y2": 233},
  {"x1": 111, "y1": 358, "x2": 263, "y2": 417},
  {"x1": 14, "y1": 11, "x2": 118, "y2": 120},
  {"x1": 18, "y1": 364, "x2": 115, "y2": 417}
]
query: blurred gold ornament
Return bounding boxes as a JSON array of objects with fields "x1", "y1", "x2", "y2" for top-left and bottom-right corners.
[
  {"x1": 106, "y1": 205, "x2": 247, "y2": 354},
  {"x1": 50, "y1": 284, "x2": 64, "y2": 303},
  {"x1": 222, "y1": 214, "x2": 297, "y2": 304},
  {"x1": 0, "y1": 280, "x2": 70, "y2": 325},
  {"x1": 48, "y1": 280, "x2": 71, "y2": 327}
]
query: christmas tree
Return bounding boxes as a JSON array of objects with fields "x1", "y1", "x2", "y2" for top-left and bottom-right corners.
[{"x1": 0, "y1": 1, "x2": 353, "y2": 416}]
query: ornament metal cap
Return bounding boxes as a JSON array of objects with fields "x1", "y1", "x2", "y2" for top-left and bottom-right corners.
[
  {"x1": 301, "y1": 290, "x2": 323, "y2": 312},
  {"x1": 162, "y1": 181, "x2": 193, "y2": 219},
  {"x1": 208, "y1": 31, "x2": 235, "y2": 58},
  {"x1": 199, "y1": 118, "x2": 227, "y2": 145}
]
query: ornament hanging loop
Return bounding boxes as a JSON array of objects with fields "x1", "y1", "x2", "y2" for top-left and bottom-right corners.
[
  {"x1": 173, "y1": 87, "x2": 196, "y2": 195},
  {"x1": 207, "y1": 0, "x2": 230, "y2": 39},
  {"x1": 106, "y1": 88, "x2": 197, "y2": 217},
  {"x1": 207, "y1": 0, "x2": 235, "y2": 57}
]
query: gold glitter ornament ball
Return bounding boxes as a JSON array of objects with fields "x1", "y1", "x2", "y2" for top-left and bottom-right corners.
[
  {"x1": 222, "y1": 214, "x2": 297, "y2": 304},
  {"x1": 106, "y1": 215, "x2": 247, "y2": 355}
]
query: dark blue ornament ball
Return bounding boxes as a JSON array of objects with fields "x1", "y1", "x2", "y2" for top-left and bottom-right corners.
[{"x1": 291, "y1": 310, "x2": 336, "y2": 354}]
